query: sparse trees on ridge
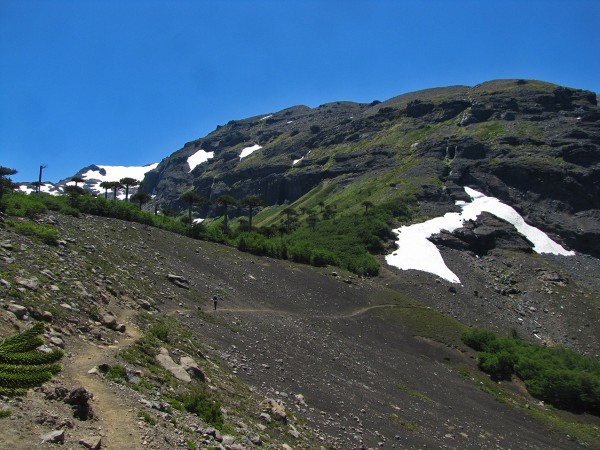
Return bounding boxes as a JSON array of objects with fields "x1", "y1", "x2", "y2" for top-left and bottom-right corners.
[
  {"x1": 70, "y1": 176, "x2": 84, "y2": 188},
  {"x1": 180, "y1": 191, "x2": 208, "y2": 224},
  {"x1": 362, "y1": 200, "x2": 374, "y2": 213},
  {"x1": 99, "y1": 181, "x2": 112, "y2": 199},
  {"x1": 119, "y1": 177, "x2": 139, "y2": 202},
  {"x1": 131, "y1": 191, "x2": 151, "y2": 209},
  {"x1": 215, "y1": 195, "x2": 238, "y2": 232},
  {"x1": 241, "y1": 196, "x2": 265, "y2": 232}
]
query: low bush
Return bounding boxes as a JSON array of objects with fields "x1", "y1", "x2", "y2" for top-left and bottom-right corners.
[
  {"x1": 177, "y1": 386, "x2": 223, "y2": 427},
  {"x1": 462, "y1": 328, "x2": 600, "y2": 415},
  {"x1": 6, "y1": 220, "x2": 59, "y2": 245}
]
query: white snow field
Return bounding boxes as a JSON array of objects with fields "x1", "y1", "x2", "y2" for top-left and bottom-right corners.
[
  {"x1": 18, "y1": 183, "x2": 60, "y2": 196},
  {"x1": 239, "y1": 144, "x2": 262, "y2": 160},
  {"x1": 187, "y1": 149, "x2": 214, "y2": 172},
  {"x1": 385, "y1": 187, "x2": 575, "y2": 283}
]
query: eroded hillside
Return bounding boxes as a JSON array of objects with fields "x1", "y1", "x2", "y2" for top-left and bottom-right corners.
[{"x1": 1, "y1": 212, "x2": 599, "y2": 449}]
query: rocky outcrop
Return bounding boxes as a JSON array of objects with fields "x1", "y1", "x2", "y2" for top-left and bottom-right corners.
[{"x1": 430, "y1": 212, "x2": 534, "y2": 255}]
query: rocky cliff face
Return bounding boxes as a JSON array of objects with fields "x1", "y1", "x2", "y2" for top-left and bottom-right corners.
[{"x1": 141, "y1": 79, "x2": 599, "y2": 257}]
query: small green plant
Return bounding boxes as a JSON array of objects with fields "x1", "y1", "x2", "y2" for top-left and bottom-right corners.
[
  {"x1": 138, "y1": 410, "x2": 157, "y2": 425},
  {"x1": 388, "y1": 413, "x2": 418, "y2": 431},
  {"x1": 0, "y1": 322, "x2": 64, "y2": 396},
  {"x1": 106, "y1": 364, "x2": 127, "y2": 382},
  {"x1": 177, "y1": 386, "x2": 224, "y2": 427},
  {"x1": 148, "y1": 321, "x2": 171, "y2": 342},
  {"x1": 395, "y1": 383, "x2": 433, "y2": 402},
  {"x1": 6, "y1": 220, "x2": 59, "y2": 245},
  {"x1": 0, "y1": 409, "x2": 11, "y2": 418}
]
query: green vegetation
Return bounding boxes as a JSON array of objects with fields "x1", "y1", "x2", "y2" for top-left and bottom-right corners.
[
  {"x1": 176, "y1": 386, "x2": 224, "y2": 427},
  {"x1": 5, "y1": 219, "x2": 59, "y2": 245},
  {"x1": 106, "y1": 364, "x2": 127, "y2": 382},
  {"x1": 388, "y1": 413, "x2": 419, "y2": 431},
  {"x1": 462, "y1": 328, "x2": 600, "y2": 415},
  {"x1": 0, "y1": 322, "x2": 64, "y2": 396},
  {"x1": 395, "y1": 383, "x2": 433, "y2": 402},
  {"x1": 138, "y1": 410, "x2": 157, "y2": 425},
  {"x1": 1, "y1": 182, "x2": 415, "y2": 276}
]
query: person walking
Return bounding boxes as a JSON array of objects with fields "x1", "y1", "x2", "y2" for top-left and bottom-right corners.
[{"x1": 212, "y1": 294, "x2": 218, "y2": 310}]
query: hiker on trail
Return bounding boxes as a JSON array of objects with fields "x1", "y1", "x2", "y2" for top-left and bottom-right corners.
[{"x1": 212, "y1": 294, "x2": 218, "y2": 310}]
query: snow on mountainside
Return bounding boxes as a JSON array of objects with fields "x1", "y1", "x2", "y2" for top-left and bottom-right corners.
[
  {"x1": 386, "y1": 187, "x2": 576, "y2": 283},
  {"x1": 16, "y1": 163, "x2": 158, "y2": 199}
]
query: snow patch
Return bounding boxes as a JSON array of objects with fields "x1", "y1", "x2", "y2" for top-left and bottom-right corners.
[
  {"x1": 18, "y1": 183, "x2": 60, "y2": 196},
  {"x1": 239, "y1": 144, "x2": 262, "y2": 160},
  {"x1": 192, "y1": 218, "x2": 205, "y2": 224},
  {"x1": 80, "y1": 163, "x2": 158, "y2": 195},
  {"x1": 293, "y1": 150, "x2": 311, "y2": 166},
  {"x1": 385, "y1": 187, "x2": 574, "y2": 284},
  {"x1": 260, "y1": 115, "x2": 273, "y2": 121},
  {"x1": 187, "y1": 149, "x2": 214, "y2": 172}
]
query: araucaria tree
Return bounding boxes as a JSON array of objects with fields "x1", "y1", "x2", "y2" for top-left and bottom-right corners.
[
  {"x1": 131, "y1": 191, "x2": 151, "y2": 209},
  {"x1": 0, "y1": 322, "x2": 64, "y2": 396},
  {"x1": 107, "y1": 181, "x2": 123, "y2": 200},
  {"x1": 215, "y1": 195, "x2": 238, "y2": 232},
  {"x1": 241, "y1": 196, "x2": 265, "y2": 232},
  {"x1": 119, "y1": 177, "x2": 139, "y2": 202},
  {"x1": 180, "y1": 191, "x2": 207, "y2": 224},
  {"x1": 70, "y1": 176, "x2": 85, "y2": 188},
  {"x1": 0, "y1": 166, "x2": 17, "y2": 200},
  {"x1": 99, "y1": 181, "x2": 112, "y2": 199}
]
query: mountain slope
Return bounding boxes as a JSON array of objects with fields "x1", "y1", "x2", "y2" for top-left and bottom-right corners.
[
  {"x1": 1, "y1": 212, "x2": 598, "y2": 448},
  {"x1": 142, "y1": 79, "x2": 600, "y2": 257}
]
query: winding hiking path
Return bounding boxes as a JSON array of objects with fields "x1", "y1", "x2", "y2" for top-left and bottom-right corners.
[
  {"x1": 203, "y1": 303, "x2": 426, "y2": 319},
  {"x1": 64, "y1": 309, "x2": 143, "y2": 450}
]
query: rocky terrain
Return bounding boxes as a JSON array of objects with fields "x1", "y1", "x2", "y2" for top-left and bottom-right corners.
[
  {"x1": 1, "y1": 210, "x2": 599, "y2": 449},
  {"x1": 139, "y1": 79, "x2": 600, "y2": 258}
]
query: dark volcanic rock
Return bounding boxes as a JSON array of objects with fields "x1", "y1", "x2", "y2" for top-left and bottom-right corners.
[{"x1": 430, "y1": 212, "x2": 534, "y2": 255}]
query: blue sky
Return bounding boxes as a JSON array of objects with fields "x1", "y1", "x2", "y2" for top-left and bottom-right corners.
[{"x1": 1, "y1": 0, "x2": 599, "y2": 182}]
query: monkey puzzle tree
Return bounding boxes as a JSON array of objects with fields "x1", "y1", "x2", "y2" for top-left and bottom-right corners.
[
  {"x1": 70, "y1": 176, "x2": 85, "y2": 188},
  {"x1": 241, "y1": 195, "x2": 265, "y2": 232},
  {"x1": 0, "y1": 166, "x2": 17, "y2": 200},
  {"x1": 107, "y1": 181, "x2": 123, "y2": 200},
  {"x1": 215, "y1": 195, "x2": 238, "y2": 232},
  {"x1": 362, "y1": 200, "x2": 374, "y2": 213},
  {"x1": 180, "y1": 191, "x2": 208, "y2": 224},
  {"x1": 99, "y1": 181, "x2": 112, "y2": 199},
  {"x1": 119, "y1": 177, "x2": 139, "y2": 202},
  {"x1": 131, "y1": 191, "x2": 151, "y2": 209},
  {"x1": 0, "y1": 322, "x2": 64, "y2": 397}
]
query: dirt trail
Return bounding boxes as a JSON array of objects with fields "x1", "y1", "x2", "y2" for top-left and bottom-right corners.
[
  {"x1": 206, "y1": 303, "x2": 424, "y2": 319},
  {"x1": 64, "y1": 308, "x2": 143, "y2": 450}
]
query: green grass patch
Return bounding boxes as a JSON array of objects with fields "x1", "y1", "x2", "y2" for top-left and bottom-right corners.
[
  {"x1": 395, "y1": 383, "x2": 433, "y2": 403},
  {"x1": 176, "y1": 385, "x2": 224, "y2": 427},
  {"x1": 106, "y1": 364, "x2": 127, "y2": 382},
  {"x1": 377, "y1": 305, "x2": 468, "y2": 347},
  {"x1": 138, "y1": 410, "x2": 157, "y2": 425},
  {"x1": 6, "y1": 219, "x2": 59, "y2": 245},
  {"x1": 0, "y1": 409, "x2": 11, "y2": 418},
  {"x1": 388, "y1": 413, "x2": 419, "y2": 431}
]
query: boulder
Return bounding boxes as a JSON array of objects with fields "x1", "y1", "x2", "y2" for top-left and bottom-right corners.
[
  {"x1": 262, "y1": 398, "x2": 287, "y2": 423},
  {"x1": 79, "y1": 437, "x2": 102, "y2": 450},
  {"x1": 180, "y1": 356, "x2": 206, "y2": 381},
  {"x1": 155, "y1": 349, "x2": 191, "y2": 383},
  {"x1": 64, "y1": 387, "x2": 95, "y2": 420},
  {"x1": 7, "y1": 303, "x2": 27, "y2": 319},
  {"x1": 15, "y1": 276, "x2": 39, "y2": 290},
  {"x1": 99, "y1": 314, "x2": 117, "y2": 330},
  {"x1": 167, "y1": 274, "x2": 189, "y2": 289},
  {"x1": 41, "y1": 429, "x2": 65, "y2": 444}
]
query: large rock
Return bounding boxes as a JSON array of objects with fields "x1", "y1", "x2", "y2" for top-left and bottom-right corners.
[
  {"x1": 7, "y1": 303, "x2": 27, "y2": 319},
  {"x1": 155, "y1": 348, "x2": 191, "y2": 383},
  {"x1": 180, "y1": 356, "x2": 206, "y2": 381},
  {"x1": 262, "y1": 398, "x2": 287, "y2": 423},
  {"x1": 64, "y1": 387, "x2": 95, "y2": 420},
  {"x1": 15, "y1": 276, "x2": 39, "y2": 290}
]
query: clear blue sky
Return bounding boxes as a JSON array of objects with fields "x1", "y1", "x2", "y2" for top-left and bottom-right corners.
[{"x1": 1, "y1": 0, "x2": 599, "y2": 182}]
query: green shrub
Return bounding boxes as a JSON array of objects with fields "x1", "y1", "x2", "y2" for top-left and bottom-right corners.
[
  {"x1": 106, "y1": 364, "x2": 127, "y2": 382},
  {"x1": 0, "y1": 322, "x2": 64, "y2": 396},
  {"x1": 6, "y1": 220, "x2": 59, "y2": 245},
  {"x1": 462, "y1": 327, "x2": 600, "y2": 415},
  {"x1": 177, "y1": 386, "x2": 223, "y2": 427},
  {"x1": 149, "y1": 321, "x2": 171, "y2": 343}
]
